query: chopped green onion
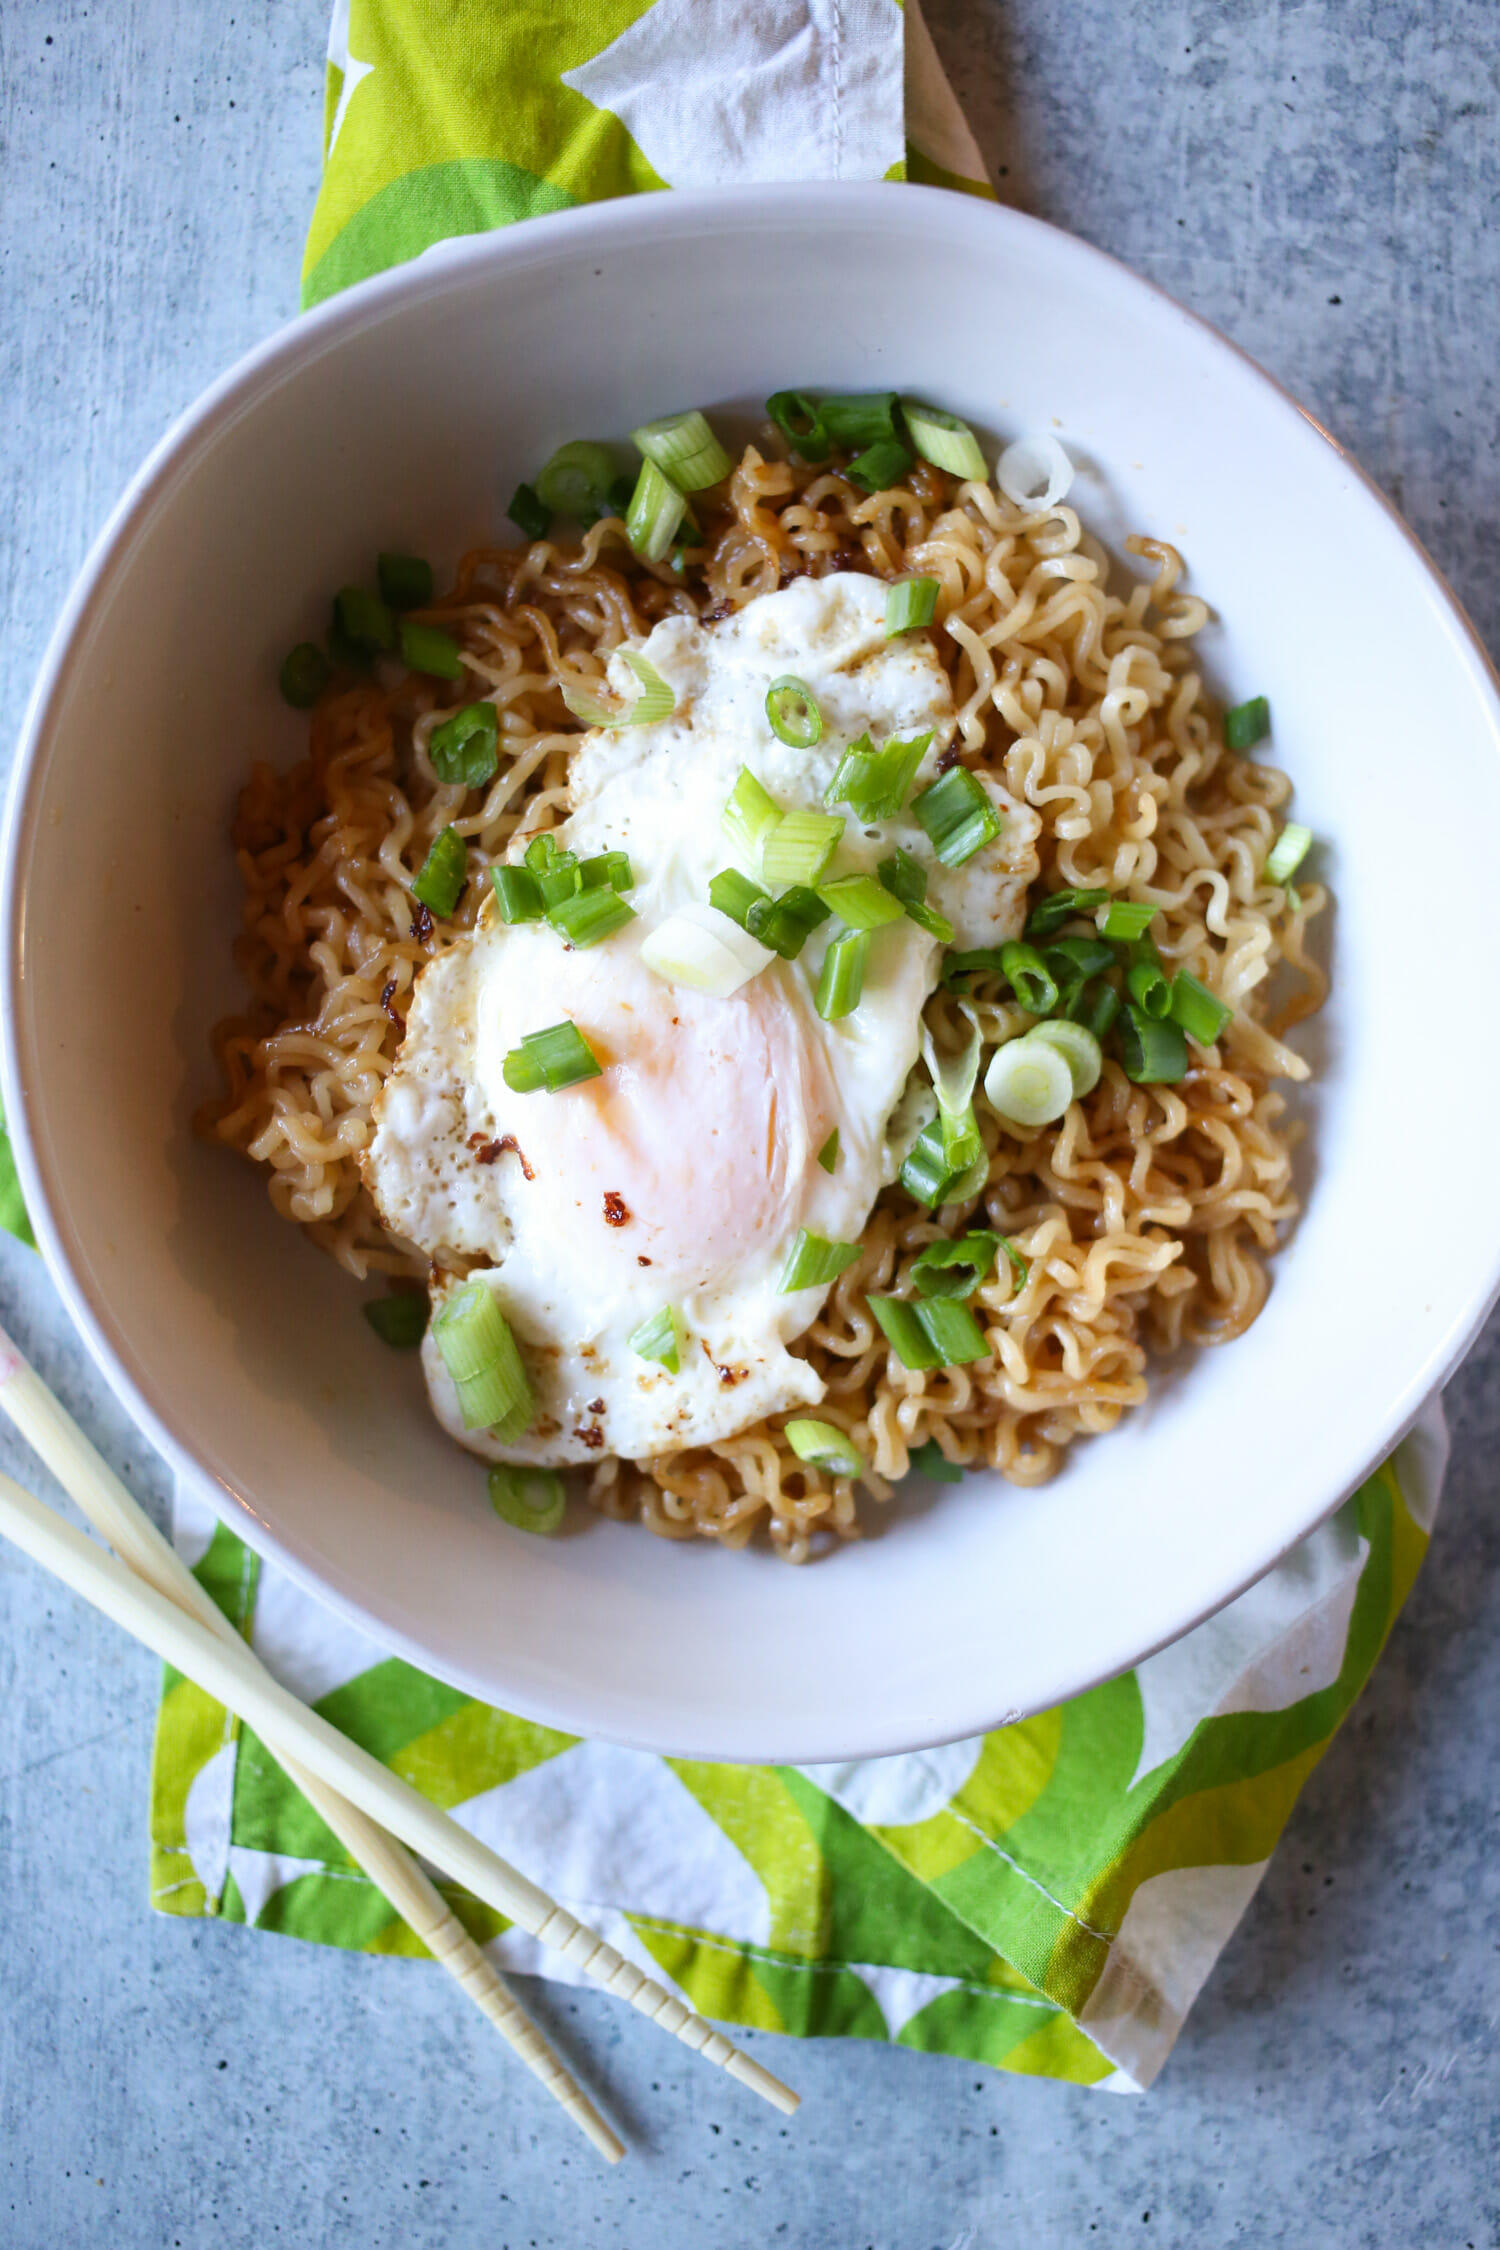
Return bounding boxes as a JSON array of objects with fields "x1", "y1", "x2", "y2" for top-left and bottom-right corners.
[
  {"x1": 1026, "y1": 1019, "x2": 1103, "y2": 1098},
  {"x1": 362, "y1": 1292, "x2": 428, "y2": 1348},
  {"x1": 524, "y1": 833, "x2": 583, "y2": 909},
  {"x1": 1069, "y1": 978, "x2": 1121, "y2": 1041},
  {"x1": 997, "y1": 1238, "x2": 1031, "y2": 1294},
  {"x1": 922, "y1": 1016, "x2": 985, "y2": 1174},
  {"x1": 765, "y1": 675, "x2": 823, "y2": 748},
  {"x1": 816, "y1": 873, "x2": 905, "y2": 931},
  {"x1": 491, "y1": 864, "x2": 544, "y2": 924},
  {"x1": 411, "y1": 826, "x2": 467, "y2": 917},
  {"x1": 487, "y1": 1465, "x2": 565, "y2": 1536},
  {"x1": 868, "y1": 1296, "x2": 989, "y2": 1369},
  {"x1": 983, "y1": 1034, "x2": 1075, "y2": 1127},
  {"x1": 1125, "y1": 941, "x2": 1172, "y2": 1020},
  {"x1": 545, "y1": 886, "x2": 636, "y2": 949},
  {"x1": 906, "y1": 1437, "x2": 963, "y2": 1483},
  {"x1": 885, "y1": 577, "x2": 939, "y2": 635},
  {"x1": 400, "y1": 621, "x2": 464, "y2": 681},
  {"x1": 335, "y1": 585, "x2": 397, "y2": 654},
  {"x1": 507, "y1": 483, "x2": 551, "y2": 540},
  {"x1": 640, "y1": 904, "x2": 773, "y2": 996},
  {"x1": 779, "y1": 1229, "x2": 862, "y2": 1293},
  {"x1": 501, "y1": 1019, "x2": 604, "y2": 1094},
  {"x1": 625, "y1": 457, "x2": 688, "y2": 562},
  {"x1": 708, "y1": 867, "x2": 769, "y2": 929},
  {"x1": 824, "y1": 730, "x2": 932, "y2": 820},
  {"x1": 820, "y1": 391, "x2": 903, "y2": 450},
  {"x1": 761, "y1": 807, "x2": 845, "y2": 888},
  {"x1": 602, "y1": 474, "x2": 636, "y2": 518},
  {"x1": 1097, "y1": 898, "x2": 1157, "y2": 942},
  {"x1": 279, "y1": 642, "x2": 331, "y2": 709},
  {"x1": 1119, "y1": 1006, "x2": 1189, "y2": 1084},
  {"x1": 847, "y1": 438, "x2": 914, "y2": 493},
  {"x1": 815, "y1": 927, "x2": 870, "y2": 1020},
  {"x1": 632, "y1": 409, "x2": 732, "y2": 491},
  {"x1": 722, "y1": 766, "x2": 781, "y2": 867},
  {"x1": 1000, "y1": 941, "x2": 1059, "y2": 1016},
  {"x1": 783, "y1": 1418, "x2": 864, "y2": 1475},
  {"x1": 867, "y1": 1295, "x2": 942, "y2": 1370},
  {"x1": 377, "y1": 553, "x2": 433, "y2": 612},
  {"x1": 1044, "y1": 934, "x2": 1115, "y2": 997},
  {"x1": 536, "y1": 439, "x2": 618, "y2": 520},
  {"x1": 817, "y1": 1128, "x2": 840, "y2": 1174},
  {"x1": 628, "y1": 1303, "x2": 686, "y2": 1375},
  {"x1": 913, "y1": 767, "x2": 1003, "y2": 867},
  {"x1": 327, "y1": 606, "x2": 372, "y2": 676},
  {"x1": 1169, "y1": 970, "x2": 1233, "y2": 1046},
  {"x1": 899, "y1": 1116, "x2": 987, "y2": 1209},
  {"x1": 746, "y1": 884, "x2": 830, "y2": 961},
  {"x1": 577, "y1": 850, "x2": 633, "y2": 893},
  {"x1": 910, "y1": 1231, "x2": 999, "y2": 1300},
  {"x1": 900, "y1": 401, "x2": 990, "y2": 481},
  {"x1": 429, "y1": 701, "x2": 499, "y2": 788},
  {"x1": 561, "y1": 649, "x2": 676, "y2": 730},
  {"x1": 878, "y1": 848, "x2": 956, "y2": 942},
  {"x1": 940, "y1": 947, "x2": 1008, "y2": 988},
  {"x1": 432, "y1": 1282, "x2": 533, "y2": 1437},
  {"x1": 1265, "y1": 823, "x2": 1312, "y2": 883},
  {"x1": 765, "y1": 390, "x2": 831, "y2": 463},
  {"x1": 1223, "y1": 695, "x2": 1270, "y2": 752},
  {"x1": 1024, "y1": 886, "x2": 1110, "y2": 940}
]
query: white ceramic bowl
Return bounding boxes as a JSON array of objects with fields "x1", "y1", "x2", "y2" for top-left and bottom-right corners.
[{"x1": 6, "y1": 185, "x2": 1500, "y2": 1763}]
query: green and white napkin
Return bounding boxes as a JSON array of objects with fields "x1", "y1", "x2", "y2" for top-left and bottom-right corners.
[{"x1": 1, "y1": 0, "x2": 1441, "y2": 2094}]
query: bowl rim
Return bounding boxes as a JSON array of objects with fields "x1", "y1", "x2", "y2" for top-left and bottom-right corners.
[{"x1": 6, "y1": 179, "x2": 1500, "y2": 1760}]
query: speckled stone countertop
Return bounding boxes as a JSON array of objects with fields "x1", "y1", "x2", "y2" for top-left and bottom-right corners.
[{"x1": 1, "y1": 4, "x2": 1496, "y2": 2243}]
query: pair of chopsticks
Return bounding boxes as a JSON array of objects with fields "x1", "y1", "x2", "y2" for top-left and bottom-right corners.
[{"x1": 0, "y1": 1320, "x2": 798, "y2": 2160}]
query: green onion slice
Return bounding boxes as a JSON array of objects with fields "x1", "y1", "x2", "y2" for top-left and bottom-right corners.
[
  {"x1": 722, "y1": 766, "x2": 782, "y2": 867},
  {"x1": 820, "y1": 392, "x2": 902, "y2": 449},
  {"x1": 487, "y1": 1464, "x2": 565, "y2": 1536},
  {"x1": 1119, "y1": 1006, "x2": 1189, "y2": 1084},
  {"x1": 901, "y1": 402, "x2": 989, "y2": 481},
  {"x1": 983, "y1": 1034, "x2": 1075, "y2": 1128},
  {"x1": 1097, "y1": 898, "x2": 1157, "y2": 942},
  {"x1": 501, "y1": 1019, "x2": 604, "y2": 1094},
  {"x1": 878, "y1": 848, "x2": 956, "y2": 942},
  {"x1": 524, "y1": 833, "x2": 583, "y2": 909},
  {"x1": 632, "y1": 408, "x2": 732, "y2": 491},
  {"x1": 411, "y1": 826, "x2": 467, "y2": 918},
  {"x1": 1223, "y1": 695, "x2": 1270, "y2": 751},
  {"x1": 906, "y1": 1437, "x2": 963, "y2": 1483},
  {"x1": 1169, "y1": 970, "x2": 1233, "y2": 1046},
  {"x1": 708, "y1": 867, "x2": 768, "y2": 929},
  {"x1": 362, "y1": 1293, "x2": 428, "y2": 1349},
  {"x1": 545, "y1": 886, "x2": 636, "y2": 949},
  {"x1": 761, "y1": 808, "x2": 845, "y2": 888},
  {"x1": 779, "y1": 1229, "x2": 862, "y2": 1293},
  {"x1": 847, "y1": 438, "x2": 914, "y2": 493},
  {"x1": 279, "y1": 642, "x2": 331, "y2": 710},
  {"x1": 869, "y1": 1296, "x2": 989, "y2": 1369},
  {"x1": 432, "y1": 1282, "x2": 533, "y2": 1437},
  {"x1": 765, "y1": 675, "x2": 823, "y2": 749},
  {"x1": 1125, "y1": 941, "x2": 1172, "y2": 1020},
  {"x1": 640, "y1": 904, "x2": 773, "y2": 996},
  {"x1": 561, "y1": 649, "x2": 676, "y2": 730},
  {"x1": 1000, "y1": 941, "x2": 1059, "y2": 1016},
  {"x1": 1045, "y1": 934, "x2": 1115, "y2": 991},
  {"x1": 817, "y1": 1128, "x2": 840, "y2": 1174},
  {"x1": 910, "y1": 1231, "x2": 999, "y2": 1300},
  {"x1": 335, "y1": 585, "x2": 397, "y2": 655},
  {"x1": 940, "y1": 947, "x2": 1008, "y2": 989},
  {"x1": 577, "y1": 850, "x2": 633, "y2": 893},
  {"x1": 378, "y1": 553, "x2": 433, "y2": 612},
  {"x1": 625, "y1": 457, "x2": 688, "y2": 562},
  {"x1": 998, "y1": 1238, "x2": 1031, "y2": 1295},
  {"x1": 746, "y1": 884, "x2": 831, "y2": 961},
  {"x1": 815, "y1": 927, "x2": 870, "y2": 1020},
  {"x1": 491, "y1": 865, "x2": 544, "y2": 924},
  {"x1": 868, "y1": 1295, "x2": 942, "y2": 1370},
  {"x1": 628, "y1": 1303, "x2": 685, "y2": 1375},
  {"x1": 1024, "y1": 886, "x2": 1110, "y2": 940},
  {"x1": 507, "y1": 483, "x2": 551, "y2": 541},
  {"x1": 429, "y1": 701, "x2": 499, "y2": 788},
  {"x1": 899, "y1": 1116, "x2": 988, "y2": 1210},
  {"x1": 1070, "y1": 978, "x2": 1121, "y2": 1041},
  {"x1": 784, "y1": 1418, "x2": 864, "y2": 1476},
  {"x1": 922, "y1": 1014, "x2": 984, "y2": 1174},
  {"x1": 825, "y1": 731, "x2": 932, "y2": 821},
  {"x1": 765, "y1": 390, "x2": 831, "y2": 463},
  {"x1": 1265, "y1": 823, "x2": 1312, "y2": 883},
  {"x1": 885, "y1": 577, "x2": 939, "y2": 635},
  {"x1": 1027, "y1": 1018, "x2": 1103, "y2": 1098},
  {"x1": 400, "y1": 621, "x2": 465, "y2": 681},
  {"x1": 913, "y1": 767, "x2": 1003, "y2": 867},
  {"x1": 815, "y1": 873, "x2": 905, "y2": 931},
  {"x1": 536, "y1": 439, "x2": 618, "y2": 521}
]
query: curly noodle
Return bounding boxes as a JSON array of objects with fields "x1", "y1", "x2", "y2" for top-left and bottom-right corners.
[{"x1": 201, "y1": 443, "x2": 1326, "y2": 1560}]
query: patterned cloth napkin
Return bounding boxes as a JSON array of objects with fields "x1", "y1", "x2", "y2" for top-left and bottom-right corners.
[{"x1": 16, "y1": 0, "x2": 1431, "y2": 2093}]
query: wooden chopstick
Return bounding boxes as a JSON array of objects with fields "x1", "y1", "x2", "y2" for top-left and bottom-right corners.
[
  {"x1": 0, "y1": 1331, "x2": 623, "y2": 2164},
  {"x1": 0, "y1": 1334, "x2": 798, "y2": 2121}
]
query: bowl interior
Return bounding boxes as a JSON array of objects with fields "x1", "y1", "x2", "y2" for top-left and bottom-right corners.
[{"x1": 7, "y1": 185, "x2": 1500, "y2": 1762}]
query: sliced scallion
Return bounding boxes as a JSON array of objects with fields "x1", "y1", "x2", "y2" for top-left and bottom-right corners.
[
  {"x1": 885, "y1": 577, "x2": 939, "y2": 635},
  {"x1": 913, "y1": 767, "x2": 1003, "y2": 867},
  {"x1": 869, "y1": 1296, "x2": 989, "y2": 1369},
  {"x1": 1027, "y1": 1018, "x2": 1103, "y2": 1098},
  {"x1": 429, "y1": 701, "x2": 499, "y2": 788},
  {"x1": 628, "y1": 1303, "x2": 685, "y2": 1375},
  {"x1": 561, "y1": 649, "x2": 676, "y2": 730},
  {"x1": 1125, "y1": 941, "x2": 1172, "y2": 1020},
  {"x1": 279, "y1": 642, "x2": 331, "y2": 710},
  {"x1": 779, "y1": 1230, "x2": 861, "y2": 1294},
  {"x1": 507, "y1": 483, "x2": 550, "y2": 540},
  {"x1": 545, "y1": 886, "x2": 636, "y2": 949},
  {"x1": 997, "y1": 433, "x2": 1074, "y2": 511},
  {"x1": 815, "y1": 927, "x2": 870, "y2": 1020},
  {"x1": 878, "y1": 848, "x2": 956, "y2": 942},
  {"x1": 400, "y1": 621, "x2": 464, "y2": 681},
  {"x1": 377, "y1": 553, "x2": 433, "y2": 611},
  {"x1": 1119, "y1": 1006, "x2": 1189, "y2": 1084},
  {"x1": 1265, "y1": 823, "x2": 1312, "y2": 883},
  {"x1": 819, "y1": 391, "x2": 902, "y2": 449},
  {"x1": 491, "y1": 864, "x2": 544, "y2": 924},
  {"x1": 432, "y1": 1282, "x2": 533, "y2": 1437},
  {"x1": 899, "y1": 1116, "x2": 987, "y2": 1210},
  {"x1": 1169, "y1": 970, "x2": 1233, "y2": 1046},
  {"x1": 901, "y1": 401, "x2": 989, "y2": 480},
  {"x1": 783, "y1": 1418, "x2": 864, "y2": 1475},
  {"x1": 362, "y1": 1292, "x2": 428, "y2": 1349},
  {"x1": 922, "y1": 1015, "x2": 985, "y2": 1175},
  {"x1": 1044, "y1": 934, "x2": 1115, "y2": 997},
  {"x1": 746, "y1": 884, "x2": 830, "y2": 961},
  {"x1": 1000, "y1": 941, "x2": 1059, "y2": 1016},
  {"x1": 1024, "y1": 886, "x2": 1110, "y2": 940},
  {"x1": 722, "y1": 766, "x2": 781, "y2": 867},
  {"x1": 760, "y1": 807, "x2": 845, "y2": 888},
  {"x1": 1069, "y1": 978, "x2": 1121, "y2": 1041},
  {"x1": 1223, "y1": 695, "x2": 1270, "y2": 752},
  {"x1": 868, "y1": 1295, "x2": 942, "y2": 1370},
  {"x1": 411, "y1": 826, "x2": 467, "y2": 917},
  {"x1": 910, "y1": 1231, "x2": 999, "y2": 1300},
  {"x1": 487, "y1": 1464, "x2": 565, "y2": 1535},
  {"x1": 335, "y1": 585, "x2": 396, "y2": 654},
  {"x1": 765, "y1": 390, "x2": 831, "y2": 463},
  {"x1": 577, "y1": 850, "x2": 633, "y2": 893},
  {"x1": 817, "y1": 1128, "x2": 840, "y2": 1174},
  {"x1": 640, "y1": 903, "x2": 773, "y2": 997},
  {"x1": 625, "y1": 457, "x2": 688, "y2": 562},
  {"x1": 524, "y1": 834, "x2": 583, "y2": 909},
  {"x1": 765, "y1": 675, "x2": 823, "y2": 748},
  {"x1": 906, "y1": 1437, "x2": 963, "y2": 1483},
  {"x1": 632, "y1": 408, "x2": 732, "y2": 491},
  {"x1": 708, "y1": 866, "x2": 769, "y2": 930},
  {"x1": 536, "y1": 439, "x2": 617, "y2": 521},
  {"x1": 847, "y1": 438, "x2": 914, "y2": 492},
  {"x1": 940, "y1": 947, "x2": 1008, "y2": 989},
  {"x1": 815, "y1": 873, "x2": 905, "y2": 931},
  {"x1": 983, "y1": 1034, "x2": 1075, "y2": 1128},
  {"x1": 824, "y1": 731, "x2": 931, "y2": 821},
  {"x1": 1097, "y1": 898, "x2": 1157, "y2": 942},
  {"x1": 501, "y1": 1019, "x2": 603, "y2": 1094}
]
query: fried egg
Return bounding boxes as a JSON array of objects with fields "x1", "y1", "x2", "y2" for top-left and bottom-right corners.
[{"x1": 363, "y1": 571, "x2": 1040, "y2": 1466}]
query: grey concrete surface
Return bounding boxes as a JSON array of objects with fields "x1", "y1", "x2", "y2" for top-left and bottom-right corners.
[{"x1": 1, "y1": 3, "x2": 1497, "y2": 2244}]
